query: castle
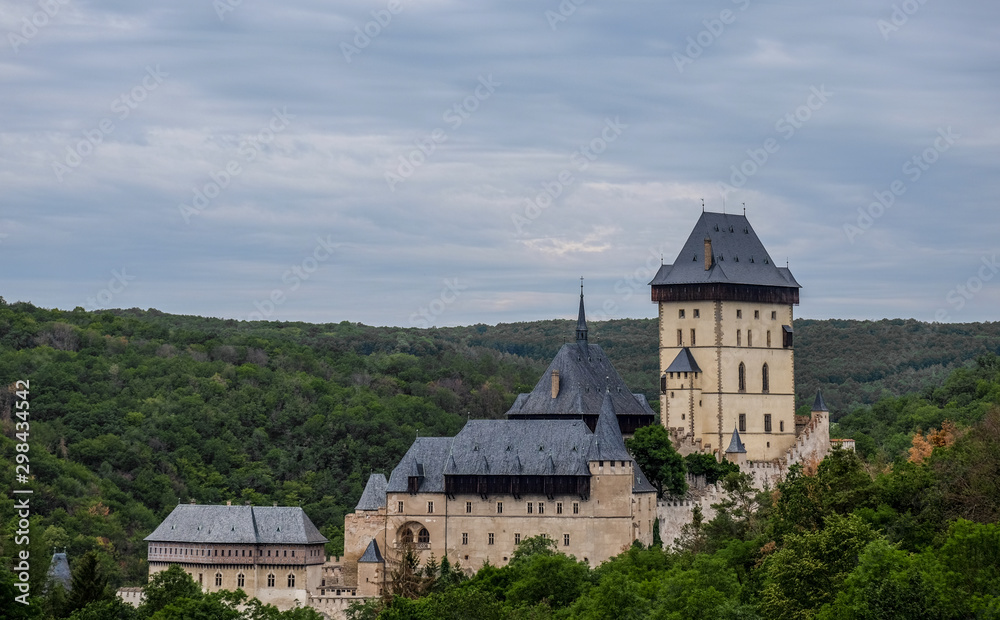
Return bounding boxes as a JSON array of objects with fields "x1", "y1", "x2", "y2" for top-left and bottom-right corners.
[{"x1": 133, "y1": 210, "x2": 834, "y2": 618}]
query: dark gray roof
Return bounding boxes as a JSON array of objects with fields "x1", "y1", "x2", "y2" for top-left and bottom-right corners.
[
  {"x1": 386, "y1": 412, "x2": 654, "y2": 495},
  {"x1": 144, "y1": 505, "x2": 327, "y2": 545},
  {"x1": 649, "y1": 212, "x2": 800, "y2": 289},
  {"x1": 47, "y1": 552, "x2": 71, "y2": 591},
  {"x1": 812, "y1": 390, "x2": 829, "y2": 412},
  {"x1": 358, "y1": 539, "x2": 384, "y2": 564},
  {"x1": 506, "y1": 342, "x2": 655, "y2": 419},
  {"x1": 726, "y1": 427, "x2": 747, "y2": 454},
  {"x1": 356, "y1": 474, "x2": 388, "y2": 511},
  {"x1": 665, "y1": 348, "x2": 702, "y2": 373}
]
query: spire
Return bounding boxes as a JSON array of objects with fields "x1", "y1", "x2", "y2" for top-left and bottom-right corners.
[
  {"x1": 725, "y1": 426, "x2": 746, "y2": 454},
  {"x1": 812, "y1": 390, "x2": 828, "y2": 412},
  {"x1": 576, "y1": 277, "x2": 588, "y2": 342},
  {"x1": 592, "y1": 390, "x2": 630, "y2": 461}
]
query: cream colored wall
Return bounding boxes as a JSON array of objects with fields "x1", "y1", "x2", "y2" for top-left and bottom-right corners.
[
  {"x1": 148, "y1": 560, "x2": 320, "y2": 611},
  {"x1": 342, "y1": 509, "x2": 386, "y2": 587},
  {"x1": 657, "y1": 299, "x2": 797, "y2": 461}
]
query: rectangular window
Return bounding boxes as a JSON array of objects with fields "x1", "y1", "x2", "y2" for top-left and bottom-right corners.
[
  {"x1": 428, "y1": 501, "x2": 434, "y2": 513},
  {"x1": 764, "y1": 414, "x2": 772, "y2": 433},
  {"x1": 780, "y1": 420, "x2": 785, "y2": 432},
  {"x1": 679, "y1": 309, "x2": 685, "y2": 319},
  {"x1": 748, "y1": 330, "x2": 753, "y2": 347},
  {"x1": 690, "y1": 329, "x2": 696, "y2": 346},
  {"x1": 739, "y1": 413, "x2": 746, "y2": 433},
  {"x1": 737, "y1": 329, "x2": 741, "y2": 346},
  {"x1": 497, "y1": 502, "x2": 503, "y2": 514},
  {"x1": 767, "y1": 331, "x2": 771, "y2": 347},
  {"x1": 488, "y1": 533, "x2": 495, "y2": 545},
  {"x1": 771, "y1": 311, "x2": 777, "y2": 320},
  {"x1": 564, "y1": 534, "x2": 570, "y2": 546},
  {"x1": 677, "y1": 329, "x2": 683, "y2": 346},
  {"x1": 398, "y1": 501, "x2": 403, "y2": 513},
  {"x1": 573, "y1": 502, "x2": 580, "y2": 515},
  {"x1": 556, "y1": 502, "x2": 563, "y2": 514},
  {"x1": 527, "y1": 502, "x2": 533, "y2": 514},
  {"x1": 466, "y1": 501, "x2": 472, "y2": 514},
  {"x1": 755, "y1": 310, "x2": 760, "y2": 319},
  {"x1": 538, "y1": 502, "x2": 544, "y2": 515},
  {"x1": 514, "y1": 533, "x2": 521, "y2": 545},
  {"x1": 693, "y1": 309, "x2": 700, "y2": 318},
  {"x1": 462, "y1": 533, "x2": 468, "y2": 545},
  {"x1": 737, "y1": 309, "x2": 742, "y2": 319}
]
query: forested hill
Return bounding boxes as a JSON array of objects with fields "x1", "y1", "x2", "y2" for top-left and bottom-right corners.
[{"x1": 1, "y1": 299, "x2": 999, "y2": 590}]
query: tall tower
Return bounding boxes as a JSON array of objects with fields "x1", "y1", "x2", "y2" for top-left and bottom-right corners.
[{"x1": 649, "y1": 212, "x2": 800, "y2": 461}]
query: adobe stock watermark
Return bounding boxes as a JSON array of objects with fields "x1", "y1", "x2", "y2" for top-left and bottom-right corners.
[
  {"x1": 718, "y1": 85, "x2": 832, "y2": 198},
  {"x1": 545, "y1": 0, "x2": 587, "y2": 31},
  {"x1": 877, "y1": 0, "x2": 929, "y2": 40},
  {"x1": 177, "y1": 107, "x2": 294, "y2": 223},
  {"x1": 410, "y1": 279, "x2": 468, "y2": 328},
  {"x1": 341, "y1": 0, "x2": 405, "y2": 63},
  {"x1": 50, "y1": 65, "x2": 168, "y2": 183},
  {"x1": 83, "y1": 268, "x2": 136, "y2": 310},
  {"x1": 384, "y1": 75, "x2": 500, "y2": 192},
  {"x1": 7, "y1": 0, "x2": 72, "y2": 54},
  {"x1": 843, "y1": 126, "x2": 959, "y2": 243},
  {"x1": 673, "y1": 0, "x2": 752, "y2": 73},
  {"x1": 245, "y1": 235, "x2": 338, "y2": 321},
  {"x1": 511, "y1": 116, "x2": 627, "y2": 234},
  {"x1": 936, "y1": 255, "x2": 999, "y2": 322},
  {"x1": 214, "y1": 0, "x2": 245, "y2": 21},
  {"x1": 588, "y1": 247, "x2": 666, "y2": 322}
]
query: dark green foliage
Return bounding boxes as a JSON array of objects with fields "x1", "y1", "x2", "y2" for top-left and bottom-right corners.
[
  {"x1": 625, "y1": 425, "x2": 687, "y2": 497},
  {"x1": 684, "y1": 452, "x2": 739, "y2": 485},
  {"x1": 64, "y1": 552, "x2": 110, "y2": 616},
  {"x1": 139, "y1": 566, "x2": 200, "y2": 617}
]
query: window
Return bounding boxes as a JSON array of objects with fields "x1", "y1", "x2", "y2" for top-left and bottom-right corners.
[
  {"x1": 679, "y1": 309, "x2": 685, "y2": 319},
  {"x1": 660, "y1": 375, "x2": 667, "y2": 393},
  {"x1": 398, "y1": 501, "x2": 404, "y2": 513},
  {"x1": 738, "y1": 363, "x2": 746, "y2": 392},
  {"x1": 497, "y1": 502, "x2": 503, "y2": 514},
  {"x1": 764, "y1": 414, "x2": 772, "y2": 433},
  {"x1": 771, "y1": 311, "x2": 777, "y2": 320},
  {"x1": 690, "y1": 329, "x2": 696, "y2": 346},
  {"x1": 755, "y1": 310, "x2": 760, "y2": 319},
  {"x1": 291, "y1": 550, "x2": 295, "y2": 557},
  {"x1": 762, "y1": 364, "x2": 769, "y2": 393},
  {"x1": 428, "y1": 501, "x2": 434, "y2": 514},
  {"x1": 462, "y1": 532, "x2": 468, "y2": 545},
  {"x1": 737, "y1": 329, "x2": 741, "y2": 346},
  {"x1": 573, "y1": 502, "x2": 580, "y2": 515},
  {"x1": 466, "y1": 501, "x2": 472, "y2": 514},
  {"x1": 215, "y1": 573, "x2": 222, "y2": 587},
  {"x1": 198, "y1": 573, "x2": 203, "y2": 585},
  {"x1": 283, "y1": 550, "x2": 287, "y2": 557},
  {"x1": 488, "y1": 533, "x2": 495, "y2": 545},
  {"x1": 538, "y1": 502, "x2": 545, "y2": 515},
  {"x1": 748, "y1": 330, "x2": 753, "y2": 347},
  {"x1": 564, "y1": 534, "x2": 570, "y2": 546},
  {"x1": 556, "y1": 502, "x2": 563, "y2": 514},
  {"x1": 739, "y1": 413, "x2": 746, "y2": 433},
  {"x1": 737, "y1": 309, "x2": 742, "y2": 319},
  {"x1": 237, "y1": 573, "x2": 245, "y2": 588},
  {"x1": 287, "y1": 573, "x2": 295, "y2": 588},
  {"x1": 527, "y1": 502, "x2": 533, "y2": 514},
  {"x1": 677, "y1": 329, "x2": 683, "y2": 346},
  {"x1": 268, "y1": 550, "x2": 271, "y2": 557},
  {"x1": 780, "y1": 420, "x2": 785, "y2": 432},
  {"x1": 267, "y1": 573, "x2": 275, "y2": 587},
  {"x1": 694, "y1": 309, "x2": 700, "y2": 318},
  {"x1": 418, "y1": 528, "x2": 430, "y2": 544},
  {"x1": 402, "y1": 528, "x2": 414, "y2": 544},
  {"x1": 767, "y1": 330, "x2": 772, "y2": 347},
  {"x1": 514, "y1": 533, "x2": 521, "y2": 545}
]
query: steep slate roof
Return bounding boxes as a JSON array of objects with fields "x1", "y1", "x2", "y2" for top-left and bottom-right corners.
[
  {"x1": 812, "y1": 390, "x2": 829, "y2": 412},
  {"x1": 356, "y1": 473, "x2": 388, "y2": 511},
  {"x1": 665, "y1": 348, "x2": 702, "y2": 374},
  {"x1": 649, "y1": 212, "x2": 800, "y2": 289},
  {"x1": 358, "y1": 539, "x2": 385, "y2": 564},
  {"x1": 144, "y1": 505, "x2": 327, "y2": 545},
  {"x1": 46, "y1": 552, "x2": 71, "y2": 592},
  {"x1": 726, "y1": 427, "x2": 747, "y2": 454},
  {"x1": 386, "y1": 397, "x2": 655, "y2": 495}
]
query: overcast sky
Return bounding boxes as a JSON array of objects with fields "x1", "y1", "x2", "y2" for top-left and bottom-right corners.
[{"x1": 2, "y1": 0, "x2": 998, "y2": 327}]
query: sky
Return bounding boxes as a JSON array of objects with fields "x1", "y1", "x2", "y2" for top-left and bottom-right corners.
[{"x1": 2, "y1": 0, "x2": 998, "y2": 328}]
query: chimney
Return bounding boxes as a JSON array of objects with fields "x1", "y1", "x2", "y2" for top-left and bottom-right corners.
[
  {"x1": 704, "y1": 237, "x2": 713, "y2": 271},
  {"x1": 551, "y1": 370, "x2": 560, "y2": 398},
  {"x1": 226, "y1": 500, "x2": 231, "y2": 506}
]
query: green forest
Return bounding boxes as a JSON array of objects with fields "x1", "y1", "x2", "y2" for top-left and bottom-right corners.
[{"x1": 1, "y1": 299, "x2": 999, "y2": 618}]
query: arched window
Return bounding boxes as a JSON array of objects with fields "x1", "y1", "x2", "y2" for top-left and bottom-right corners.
[
  {"x1": 762, "y1": 364, "x2": 769, "y2": 393},
  {"x1": 267, "y1": 573, "x2": 275, "y2": 587},
  {"x1": 237, "y1": 573, "x2": 245, "y2": 588},
  {"x1": 418, "y1": 528, "x2": 430, "y2": 544},
  {"x1": 215, "y1": 572, "x2": 222, "y2": 587},
  {"x1": 738, "y1": 363, "x2": 746, "y2": 392},
  {"x1": 287, "y1": 573, "x2": 295, "y2": 588},
  {"x1": 401, "y1": 528, "x2": 414, "y2": 544}
]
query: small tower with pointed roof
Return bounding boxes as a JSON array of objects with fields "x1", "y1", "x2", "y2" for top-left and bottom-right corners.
[{"x1": 724, "y1": 427, "x2": 747, "y2": 466}]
